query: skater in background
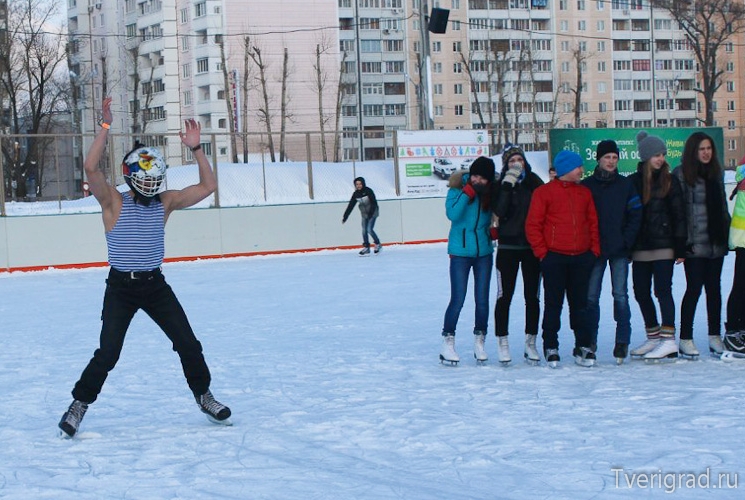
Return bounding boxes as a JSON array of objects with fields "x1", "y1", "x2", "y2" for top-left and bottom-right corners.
[
  {"x1": 491, "y1": 144, "x2": 544, "y2": 364},
  {"x1": 548, "y1": 166, "x2": 557, "y2": 181},
  {"x1": 581, "y1": 140, "x2": 642, "y2": 364},
  {"x1": 440, "y1": 157, "x2": 496, "y2": 365},
  {"x1": 525, "y1": 150, "x2": 600, "y2": 368},
  {"x1": 724, "y1": 154, "x2": 745, "y2": 355},
  {"x1": 342, "y1": 177, "x2": 382, "y2": 255},
  {"x1": 628, "y1": 131, "x2": 687, "y2": 361},
  {"x1": 673, "y1": 131, "x2": 731, "y2": 357},
  {"x1": 59, "y1": 97, "x2": 231, "y2": 438}
]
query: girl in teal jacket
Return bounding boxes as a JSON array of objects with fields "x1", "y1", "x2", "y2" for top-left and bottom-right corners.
[{"x1": 440, "y1": 157, "x2": 496, "y2": 365}]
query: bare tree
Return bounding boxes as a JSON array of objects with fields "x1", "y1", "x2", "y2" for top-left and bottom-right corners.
[
  {"x1": 247, "y1": 45, "x2": 275, "y2": 162},
  {"x1": 569, "y1": 45, "x2": 591, "y2": 128},
  {"x1": 1, "y1": 0, "x2": 67, "y2": 198},
  {"x1": 460, "y1": 51, "x2": 488, "y2": 129},
  {"x1": 333, "y1": 51, "x2": 350, "y2": 162},
  {"x1": 279, "y1": 47, "x2": 292, "y2": 162},
  {"x1": 241, "y1": 36, "x2": 253, "y2": 162},
  {"x1": 651, "y1": 0, "x2": 745, "y2": 126},
  {"x1": 312, "y1": 39, "x2": 334, "y2": 162},
  {"x1": 219, "y1": 40, "x2": 239, "y2": 163}
]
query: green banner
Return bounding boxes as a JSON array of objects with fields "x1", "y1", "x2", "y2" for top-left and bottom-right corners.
[{"x1": 548, "y1": 127, "x2": 724, "y2": 176}]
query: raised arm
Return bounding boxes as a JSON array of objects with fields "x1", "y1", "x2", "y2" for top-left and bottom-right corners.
[
  {"x1": 161, "y1": 119, "x2": 217, "y2": 214},
  {"x1": 84, "y1": 97, "x2": 119, "y2": 212}
]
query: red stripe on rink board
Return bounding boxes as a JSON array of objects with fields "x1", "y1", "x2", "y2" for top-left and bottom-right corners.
[{"x1": 0, "y1": 239, "x2": 449, "y2": 274}]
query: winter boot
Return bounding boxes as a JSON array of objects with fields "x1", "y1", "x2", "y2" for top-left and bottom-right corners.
[
  {"x1": 724, "y1": 330, "x2": 745, "y2": 353},
  {"x1": 631, "y1": 325, "x2": 661, "y2": 357},
  {"x1": 473, "y1": 332, "x2": 488, "y2": 363},
  {"x1": 359, "y1": 246, "x2": 371, "y2": 256},
  {"x1": 440, "y1": 334, "x2": 459, "y2": 365},
  {"x1": 709, "y1": 335, "x2": 724, "y2": 355},
  {"x1": 678, "y1": 338, "x2": 700, "y2": 360},
  {"x1": 544, "y1": 348, "x2": 560, "y2": 369},
  {"x1": 497, "y1": 336, "x2": 511, "y2": 364},
  {"x1": 196, "y1": 390, "x2": 232, "y2": 424},
  {"x1": 524, "y1": 334, "x2": 540, "y2": 365},
  {"x1": 613, "y1": 343, "x2": 628, "y2": 365},
  {"x1": 59, "y1": 400, "x2": 89, "y2": 438}
]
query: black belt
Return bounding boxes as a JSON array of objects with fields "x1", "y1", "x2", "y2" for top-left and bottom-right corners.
[{"x1": 110, "y1": 267, "x2": 162, "y2": 280}]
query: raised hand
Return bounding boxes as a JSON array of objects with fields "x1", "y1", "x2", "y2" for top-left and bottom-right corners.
[{"x1": 179, "y1": 119, "x2": 202, "y2": 150}]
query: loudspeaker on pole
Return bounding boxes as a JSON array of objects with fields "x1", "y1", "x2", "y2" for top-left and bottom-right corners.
[{"x1": 428, "y1": 8, "x2": 450, "y2": 34}]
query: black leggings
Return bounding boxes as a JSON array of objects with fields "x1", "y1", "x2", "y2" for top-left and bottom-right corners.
[
  {"x1": 680, "y1": 256, "x2": 725, "y2": 339},
  {"x1": 494, "y1": 248, "x2": 540, "y2": 337}
]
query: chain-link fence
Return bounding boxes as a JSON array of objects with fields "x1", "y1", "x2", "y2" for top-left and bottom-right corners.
[{"x1": 2, "y1": 127, "x2": 745, "y2": 216}]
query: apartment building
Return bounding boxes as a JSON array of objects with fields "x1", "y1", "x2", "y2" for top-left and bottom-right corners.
[{"x1": 66, "y1": 0, "x2": 745, "y2": 167}]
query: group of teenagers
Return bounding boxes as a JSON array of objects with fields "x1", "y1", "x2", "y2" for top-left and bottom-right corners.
[{"x1": 440, "y1": 129, "x2": 745, "y2": 368}]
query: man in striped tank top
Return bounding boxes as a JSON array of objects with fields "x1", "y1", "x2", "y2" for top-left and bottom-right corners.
[{"x1": 59, "y1": 97, "x2": 231, "y2": 438}]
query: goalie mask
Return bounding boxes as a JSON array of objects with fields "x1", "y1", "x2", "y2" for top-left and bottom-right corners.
[{"x1": 122, "y1": 146, "x2": 166, "y2": 198}]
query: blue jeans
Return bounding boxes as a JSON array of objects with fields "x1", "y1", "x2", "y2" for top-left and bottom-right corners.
[
  {"x1": 632, "y1": 259, "x2": 675, "y2": 330},
  {"x1": 586, "y1": 257, "x2": 632, "y2": 346},
  {"x1": 361, "y1": 216, "x2": 380, "y2": 247},
  {"x1": 443, "y1": 254, "x2": 492, "y2": 335}
]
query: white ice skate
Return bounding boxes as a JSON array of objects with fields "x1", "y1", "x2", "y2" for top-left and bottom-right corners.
[
  {"x1": 440, "y1": 334, "x2": 459, "y2": 365},
  {"x1": 497, "y1": 336, "x2": 511, "y2": 365},
  {"x1": 524, "y1": 334, "x2": 540, "y2": 365},
  {"x1": 473, "y1": 333, "x2": 488, "y2": 364},
  {"x1": 678, "y1": 339, "x2": 700, "y2": 360},
  {"x1": 643, "y1": 338, "x2": 678, "y2": 363}
]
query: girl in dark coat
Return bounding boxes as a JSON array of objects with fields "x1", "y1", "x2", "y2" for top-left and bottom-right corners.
[
  {"x1": 342, "y1": 177, "x2": 382, "y2": 255},
  {"x1": 672, "y1": 131, "x2": 731, "y2": 357},
  {"x1": 628, "y1": 131, "x2": 687, "y2": 361}
]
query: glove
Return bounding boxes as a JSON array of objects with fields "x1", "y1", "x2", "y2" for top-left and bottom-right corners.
[
  {"x1": 489, "y1": 227, "x2": 499, "y2": 241},
  {"x1": 462, "y1": 183, "x2": 477, "y2": 201},
  {"x1": 501, "y1": 164, "x2": 522, "y2": 186}
]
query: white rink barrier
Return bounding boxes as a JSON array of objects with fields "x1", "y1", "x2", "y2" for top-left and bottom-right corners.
[{"x1": 0, "y1": 198, "x2": 449, "y2": 272}]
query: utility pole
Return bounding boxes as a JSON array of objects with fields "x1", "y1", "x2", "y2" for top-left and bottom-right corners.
[{"x1": 418, "y1": 1, "x2": 434, "y2": 130}]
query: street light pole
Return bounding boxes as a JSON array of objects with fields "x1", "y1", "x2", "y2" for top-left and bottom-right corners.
[{"x1": 418, "y1": 1, "x2": 434, "y2": 130}]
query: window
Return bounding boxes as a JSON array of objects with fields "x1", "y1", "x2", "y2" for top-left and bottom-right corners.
[
  {"x1": 360, "y1": 40, "x2": 381, "y2": 52},
  {"x1": 182, "y1": 63, "x2": 191, "y2": 78},
  {"x1": 196, "y1": 58, "x2": 209, "y2": 73},
  {"x1": 454, "y1": 105, "x2": 464, "y2": 116},
  {"x1": 432, "y1": 41, "x2": 441, "y2": 52},
  {"x1": 433, "y1": 83, "x2": 443, "y2": 95},
  {"x1": 180, "y1": 7, "x2": 188, "y2": 23},
  {"x1": 195, "y1": 2, "x2": 206, "y2": 17},
  {"x1": 183, "y1": 91, "x2": 192, "y2": 105},
  {"x1": 453, "y1": 62, "x2": 462, "y2": 73},
  {"x1": 453, "y1": 83, "x2": 463, "y2": 94}
]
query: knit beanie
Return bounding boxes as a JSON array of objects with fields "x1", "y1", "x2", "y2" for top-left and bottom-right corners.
[
  {"x1": 636, "y1": 131, "x2": 667, "y2": 162},
  {"x1": 553, "y1": 150, "x2": 583, "y2": 178},
  {"x1": 501, "y1": 143, "x2": 527, "y2": 170},
  {"x1": 469, "y1": 156, "x2": 496, "y2": 183},
  {"x1": 596, "y1": 140, "x2": 620, "y2": 161}
]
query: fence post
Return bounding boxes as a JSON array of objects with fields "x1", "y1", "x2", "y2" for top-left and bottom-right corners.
[
  {"x1": 211, "y1": 133, "x2": 220, "y2": 208},
  {"x1": 306, "y1": 132, "x2": 314, "y2": 200},
  {"x1": 392, "y1": 130, "x2": 400, "y2": 196},
  {"x1": 0, "y1": 142, "x2": 6, "y2": 216}
]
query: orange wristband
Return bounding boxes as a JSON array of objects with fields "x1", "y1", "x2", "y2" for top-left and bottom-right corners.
[{"x1": 100, "y1": 122, "x2": 110, "y2": 130}]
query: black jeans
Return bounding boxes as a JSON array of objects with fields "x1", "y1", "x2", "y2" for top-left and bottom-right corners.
[
  {"x1": 632, "y1": 259, "x2": 676, "y2": 330},
  {"x1": 71, "y1": 268, "x2": 211, "y2": 403},
  {"x1": 494, "y1": 248, "x2": 541, "y2": 337},
  {"x1": 726, "y1": 248, "x2": 745, "y2": 332},
  {"x1": 540, "y1": 251, "x2": 595, "y2": 351},
  {"x1": 680, "y1": 256, "x2": 725, "y2": 339}
]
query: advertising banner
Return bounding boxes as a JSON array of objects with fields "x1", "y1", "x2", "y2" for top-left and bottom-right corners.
[
  {"x1": 548, "y1": 127, "x2": 724, "y2": 176},
  {"x1": 397, "y1": 130, "x2": 490, "y2": 196}
]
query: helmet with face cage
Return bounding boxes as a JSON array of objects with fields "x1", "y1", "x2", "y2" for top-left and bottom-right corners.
[{"x1": 122, "y1": 146, "x2": 166, "y2": 197}]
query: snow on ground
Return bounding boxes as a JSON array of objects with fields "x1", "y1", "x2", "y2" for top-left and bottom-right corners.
[{"x1": 1, "y1": 243, "x2": 744, "y2": 499}]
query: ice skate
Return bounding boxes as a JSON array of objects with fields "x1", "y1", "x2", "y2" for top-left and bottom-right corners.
[
  {"x1": 708, "y1": 335, "x2": 724, "y2": 356},
  {"x1": 196, "y1": 390, "x2": 232, "y2": 425},
  {"x1": 524, "y1": 334, "x2": 540, "y2": 365},
  {"x1": 440, "y1": 334, "x2": 459, "y2": 365},
  {"x1": 643, "y1": 338, "x2": 678, "y2": 363},
  {"x1": 374, "y1": 243, "x2": 382, "y2": 254},
  {"x1": 359, "y1": 247, "x2": 371, "y2": 256},
  {"x1": 678, "y1": 339, "x2": 700, "y2": 360},
  {"x1": 630, "y1": 326, "x2": 661, "y2": 357},
  {"x1": 613, "y1": 343, "x2": 628, "y2": 365},
  {"x1": 574, "y1": 347, "x2": 596, "y2": 368},
  {"x1": 497, "y1": 336, "x2": 511, "y2": 365},
  {"x1": 724, "y1": 330, "x2": 745, "y2": 354},
  {"x1": 544, "y1": 348, "x2": 560, "y2": 369},
  {"x1": 58, "y1": 400, "x2": 89, "y2": 438},
  {"x1": 473, "y1": 332, "x2": 488, "y2": 364}
]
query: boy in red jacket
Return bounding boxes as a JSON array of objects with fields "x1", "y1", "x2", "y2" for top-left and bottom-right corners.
[{"x1": 525, "y1": 150, "x2": 600, "y2": 367}]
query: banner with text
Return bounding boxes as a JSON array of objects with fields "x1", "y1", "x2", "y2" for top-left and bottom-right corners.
[
  {"x1": 548, "y1": 127, "x2": 724, "y2": 176},
  {"x1": 397, "y1": 130, "x2": 489, "y2": 197}
]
